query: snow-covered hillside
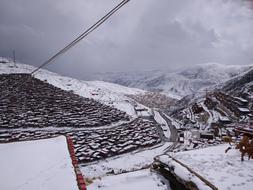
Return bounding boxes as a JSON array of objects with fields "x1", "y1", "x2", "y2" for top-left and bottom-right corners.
[
  {"x1": 170, "y1": 68, "x2": 253, "y2": 133},
  {"x1": 0, "y1": 58, "x2": 145, "y2": 117},
  {"x1": 89, "y1": 63, "x2": 253, "y2": 99},
  {"x1": 222, "y1": 68, "x2": 253, "y2": 97},
  {"x1": 0, "y1": 57, "x2": 171, "y2": 190}
]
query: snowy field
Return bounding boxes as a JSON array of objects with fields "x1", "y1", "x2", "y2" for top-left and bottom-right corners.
[
  {"x1": 81, "y1": 142, "x2": 171, "y2": 178},
  {"x1": 89, "y1": 169, "x2": 167, "y2": 190},
  {"x1": 159, "y1": 144, "x2": 253, "y2": 190},
  {"x1": 0, "y1": 136, "x2": 79, "y2": 190},
  {"x1": 82, "y1": 142, "x2": 172, "y2": 190}
]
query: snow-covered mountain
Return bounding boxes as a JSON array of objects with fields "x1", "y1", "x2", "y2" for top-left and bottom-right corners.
[
  {"x1": 222, "y1": 68, "x2": 253, "y2": 98},
  {"x1": 89, "y1": 63, "x2": 253, "y2": 99},
  {"x1": 0, "y1": 57, "x2": 146, "y2": 117},
  {"x1": 169, "y1": 66, "x2": 253, "y2": 132}
]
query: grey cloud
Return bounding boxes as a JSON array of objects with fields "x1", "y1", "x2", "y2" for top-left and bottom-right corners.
[{"x1": 0, "y1": 0, "x2": 253, "y2": 79}]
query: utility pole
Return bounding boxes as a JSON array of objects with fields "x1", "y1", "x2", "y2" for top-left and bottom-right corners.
[{"x1": 13, "y1": 50, "x2": 16, "y2": 67}]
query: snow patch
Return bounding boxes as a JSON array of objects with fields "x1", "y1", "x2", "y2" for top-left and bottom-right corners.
[{"x1": 0, "y1": 136, "x2": 79, "y2": 190}]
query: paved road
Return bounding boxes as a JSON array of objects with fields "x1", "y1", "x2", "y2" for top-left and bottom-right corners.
[
  {"x1": 151, "y1": 117, "x2": 170, "y2": 143},
  {"x1": 158, "y1": 111, "x2": 178, "y2": 151}
]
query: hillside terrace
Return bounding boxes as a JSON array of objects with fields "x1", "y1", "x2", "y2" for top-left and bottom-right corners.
[
  {"x1": 0, "y1": 74, "x2": 129, "y2": 129},
  {"x1": 0, "y1": 74, "x2": 162, "y2": 163},
  {"x1": 0, "y1": 118, "x2": 161, "y2": 163}
]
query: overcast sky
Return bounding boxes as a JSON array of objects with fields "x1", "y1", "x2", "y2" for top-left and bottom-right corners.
[{"x1": 1, "y1": 0, "x2": 253, "y2": 78}]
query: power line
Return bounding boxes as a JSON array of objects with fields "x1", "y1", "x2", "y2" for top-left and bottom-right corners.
[
  {"x1": 31, "y1": 0, "x2": 130, "y2": 75},
  {"x1": 1, "y1": 0, "x2": 130, "y2": 100}
]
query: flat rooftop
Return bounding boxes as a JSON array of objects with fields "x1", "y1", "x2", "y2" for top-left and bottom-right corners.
[
  {"x1": 0, "y1": 136, "x2": 79, "y2": 190},
  {"x1": 88, "y1": 169, "x2": 168, "y2": 190},
  {"x1": 159, "y1": 144, "x2": 253, "y2": 190}
]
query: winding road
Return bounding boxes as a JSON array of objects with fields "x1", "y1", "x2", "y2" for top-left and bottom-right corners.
[{"x1": 158, "y1": 111, "x2": 178, "y2": 152}]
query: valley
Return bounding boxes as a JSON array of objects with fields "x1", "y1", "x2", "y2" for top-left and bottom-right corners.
[{"x1": 1, "y1": 58, "x2": 253, "y2": 190}]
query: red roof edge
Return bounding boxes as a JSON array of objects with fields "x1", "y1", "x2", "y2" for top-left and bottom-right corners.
[{"x1": 66, "y1": 136, "x2": 87, "y2": 190}]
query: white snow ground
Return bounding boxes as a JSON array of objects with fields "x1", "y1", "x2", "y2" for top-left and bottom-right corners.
[
  {"x1": 0, "y1": 59, "x2": 146, "y2": 117},
  {"x1": 160, "y1": 144, "x2": 253, "y2": 190},
  {"x1": 81, "y1": 142, "x2": 172, "y2": 178},
  {"x1": 0, "y1": 136, "x2": 79, "y2": 190},
  {"x1": 89, "y1": 169, "x2": 167, "y2": 190},
  {"x1": 82, "y1": 142, "x2": 172, "y2": 190}
]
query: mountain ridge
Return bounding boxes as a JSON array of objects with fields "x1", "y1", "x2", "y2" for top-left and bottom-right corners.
[{"x1": 88, "y1": 62, "x2": 253, "y2": 99}]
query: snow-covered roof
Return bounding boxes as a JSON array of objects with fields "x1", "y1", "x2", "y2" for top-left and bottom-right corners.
[
  {"x1": 238, "y1": 107, "x2": 250, "y2": 112},
  {"x1": 234, "y1": 97, "x2": 248, "y2": 103},
  {"x1": 0, "y1": 136, "x2": 79, "y2": 190},
  {"x1": 219, "y1": 116, "x2": 230, "y2": 121},
  {"x1": 158, "y1": 144, "x2": 253, "y2": 190},
  {"x1": 88, "y1": 169, "x2": 166, "y2": 190}
]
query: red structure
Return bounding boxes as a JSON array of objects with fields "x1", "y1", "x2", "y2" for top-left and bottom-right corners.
[{"x1": 66, "y1": 136, "x2": 87, "y2": 190}]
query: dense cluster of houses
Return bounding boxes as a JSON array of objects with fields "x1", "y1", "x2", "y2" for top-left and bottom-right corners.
[
  {"x1": 0, "y1": 74, "x2": 162, "y2": 163},
  {"x1": 0, "y1": 118, "x2": 160, "y2": 163},
  {"x1": 128, "y1": 92, "x2": 176, "y2": 110},
  {"x1": 0, "y1": 74, "x2": 129, "y2": 129},
  {"x1": 175, "y1": 90, "x2": 253, "y2": 148},
  {"x1": 213, "y1": 91, "x2": 251, "y2": 118}
]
